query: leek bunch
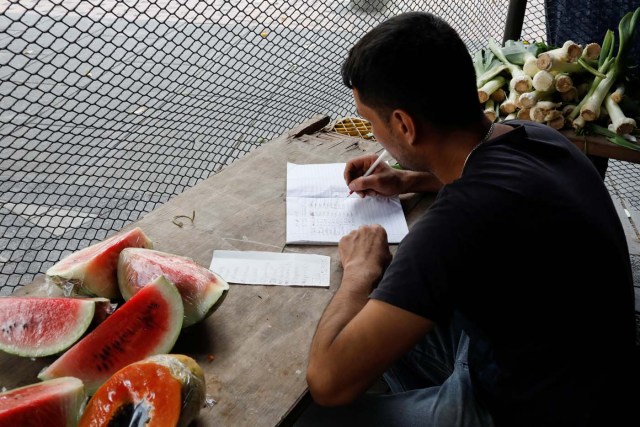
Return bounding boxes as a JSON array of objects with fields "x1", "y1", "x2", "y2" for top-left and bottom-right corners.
[{"x1": 471, "y1": 6, "x2": 640, "y2": 152}]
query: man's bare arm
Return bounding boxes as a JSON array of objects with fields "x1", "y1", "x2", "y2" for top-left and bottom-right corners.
[{"x1": 306, "y1": 225, "x2": 433, "y2": 406}]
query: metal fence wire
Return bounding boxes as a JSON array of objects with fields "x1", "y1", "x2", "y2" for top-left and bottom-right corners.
[{"x1": 0, "y1": 0, "x2": 638, "y2": 294}]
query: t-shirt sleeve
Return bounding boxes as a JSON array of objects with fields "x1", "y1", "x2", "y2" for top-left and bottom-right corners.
[{"x1": 370, "y1": 191, "x2": 459, "y2": 323}]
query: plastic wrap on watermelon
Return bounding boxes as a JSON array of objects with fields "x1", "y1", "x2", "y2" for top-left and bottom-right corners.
[
  {"x1": 0, "y1": 377, "x2": 86, "y2": 427},
  {"x1": 78, "y1": 354, "x2": 205, "y2": 427},
  {"x1": 118, "y1": 248, "x2": 229, "y2": 327},
  {"x1": 46, "y1": 227, "x2": 153, "y2": 299}
]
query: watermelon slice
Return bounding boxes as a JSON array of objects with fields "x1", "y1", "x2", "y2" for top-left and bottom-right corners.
[
  {"x1": 0, "y1": 377, "x2": 85, "y2": 427},
  {"x1": 118, "y1": 248, "x2": 229, "y2": 328},
  {"x1": 79, "y1": 354, "x2": 205, "y2": 427},
  {"x1": 38, "y1": 276, "x2": 184, "y2": 394},
  {"x1": 46, "y1": 227, "x2": 153, "y2": 299},
  {"x1": 0, "y1": 297, "x2": 106, "y2": 357}
]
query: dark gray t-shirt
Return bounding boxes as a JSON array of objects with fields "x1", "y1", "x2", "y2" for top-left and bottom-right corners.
[{"x1": 371, "y1": 121, "x2": 636, "y2": 426}]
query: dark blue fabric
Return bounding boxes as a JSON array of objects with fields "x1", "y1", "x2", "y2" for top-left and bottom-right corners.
[
  {"x1": 545, "y1": 0, "x2": 640, "y2": 178},
  {"x1": 545, "y1": 0, "x2": 640, "y2": 76}
]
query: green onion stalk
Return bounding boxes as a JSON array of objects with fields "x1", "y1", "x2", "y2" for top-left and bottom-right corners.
[
  {"x1": 567, "y1": 28, "x2": 616, "y2": 129},
  {"x1": 473, "y1": 48, "x2": 508, "y2": 88},
  {"x1": 488, "y1": 37, "x2": 532, "y2": 93},
  {"x1": 580, "y1": 7, "x2": 640, "y2": 122}
]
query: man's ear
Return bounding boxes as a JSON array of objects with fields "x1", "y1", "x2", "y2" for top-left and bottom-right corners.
[{"x1": 390, "y1": 109, "x2": 417, "y2": 145}]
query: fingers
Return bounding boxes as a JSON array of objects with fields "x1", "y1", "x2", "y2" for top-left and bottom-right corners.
[
  {"x1": 348, "y1": 176, "x2": 380, "y2": 198},
  {"x1": 344, "y1": 154, "x2": 379, "y2": 184},
  {"x1": 339, "y1": 224, "x2": 391, "y2": 272}
]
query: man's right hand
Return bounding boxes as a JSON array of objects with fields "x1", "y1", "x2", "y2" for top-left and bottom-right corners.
[
  {"x1": 344, "y1": 154, "x2": 443, "y2": 197},
  {"x1": 344, "y1": 154, "x2": 406, "y2": 198}
]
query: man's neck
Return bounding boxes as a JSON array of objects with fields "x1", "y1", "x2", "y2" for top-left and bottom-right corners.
[{"x1": 424, "y1": 122, "x2": 512, "y2": 184}]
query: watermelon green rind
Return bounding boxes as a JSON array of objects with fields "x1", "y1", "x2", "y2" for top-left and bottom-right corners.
[
  {"x1": 46, "y1": 227, "x2": 153, "y2": 299},
  {"x1": 118, "y1": 248, "x2": 230, "y2": 327},
  {"x1": 38, "y1": 276, "x2": 184, "y2": 394},
  {"x1": 0, "y1": 377, "x2": 86, "y2": 427},
  {"x1": 0, "y1": 298, "x2": 96, "y2": 357}
]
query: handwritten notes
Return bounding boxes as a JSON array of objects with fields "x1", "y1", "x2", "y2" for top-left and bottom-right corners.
[
  {"x1": 210, "y1": 250, "x2": 330, "y2": 287},
  {"x1": 286, "y1": 163, "x2": 409, "y2": 244}
]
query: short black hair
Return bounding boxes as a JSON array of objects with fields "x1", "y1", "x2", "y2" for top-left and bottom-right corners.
[{"x1": 341, "y1": 12, "x2": 483, "y2": 129}]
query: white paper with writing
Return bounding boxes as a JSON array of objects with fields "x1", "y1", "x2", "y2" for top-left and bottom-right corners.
[
  {"x1": 210, "y1": 250, "x2": 330, "y2": 287},
  {"x1": 286, "y1": 162, "x2": 409, "y2": 244}
]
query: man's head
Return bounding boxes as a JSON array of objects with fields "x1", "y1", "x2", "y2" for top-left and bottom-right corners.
[{"x1": 341, "y1": 12, "x2": 483, "y2": 131}]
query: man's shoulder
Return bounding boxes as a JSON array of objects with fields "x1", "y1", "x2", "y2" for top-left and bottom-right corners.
[{"x1": 501, "y1": 120, "x2": 574, "y2": 150}]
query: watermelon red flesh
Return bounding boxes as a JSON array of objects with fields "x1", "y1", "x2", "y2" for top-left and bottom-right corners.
[
  {"x1": 0, "y1": 297, "x2": 95, "y2": 357},
  {"x1": 38, "y1": 276, "x2": 184, "y2": 395},
  {"x1": 118, "y1": 248, "x2": 229, "y2": 328},
  {"x1": 0, "y1": 377, "x2": 85, "y2": 427},
  {"x1": 46, "y1": 227, "x2": 153, "y2": 299}
]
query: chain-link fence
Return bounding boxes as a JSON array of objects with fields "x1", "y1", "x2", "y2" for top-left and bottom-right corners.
[{"x1": 1, "y1": 0, "x2": 638, "y2": 294}]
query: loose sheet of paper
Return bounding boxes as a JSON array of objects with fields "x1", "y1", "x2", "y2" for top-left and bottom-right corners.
[
  {"x1": 286, "y1": 162, "x2": 409, "y2": 244},
  {"x1": 210, "y1": 250, "x2": 330, "y2": 287}
]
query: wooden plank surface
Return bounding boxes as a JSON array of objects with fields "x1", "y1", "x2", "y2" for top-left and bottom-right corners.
[
  {"x1": 562, "y1": 130, "x2": 640, "y2": 164},
  {"x1": 0, "y1": 116, "x2": 432, "y2": 427}
]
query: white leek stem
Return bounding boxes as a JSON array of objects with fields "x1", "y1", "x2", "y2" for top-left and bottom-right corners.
[
  {"x1": 517, "y1": 107, "x2": 531, "y2": 120},
  {"x1": 581, "y1": 43, "x2": 601, "y2": 61},
  {"x1": 490, "y1": 88, "x2": 507, "y2": 102},
  {"x1": 536, "y1": 40, "x2": 582, "y2": 70},
  {"x1": 554, "y1": 73, "x2": 573, "y2": 93},
  {"x1": 580, "y1": 67, "x2": 616, "y2": 121},
  {"x1": 484, "y1": 99, "x2": 497, "y2": 122},
  {"x1": 544, "y1": 110, "x2": 562, "y2": 121},
  {"x1": 487, "y1": 37, "x2": 532, "y2": 93},
  {"x1": 478, "y1": 76, "x2": 506, "y2": 103},
  {"x1": 605, "y1": 94, "x2": 636, "y2": 135},
  {"x1": 547, "y1": 115, "x2": 565, "y2": 130},
  {"x1": 572, "y1": 115, "x2": 586, "y2": 131},
  {"x1": 610, "y1": 85, "x2": 625, "y2": 103},
  {"x1": 530, "y1": 105, "x2": 547, "y2": 122},
  {"x1": 523, "y1": 53, "x2": 540, "y2": 77},
  {"x1": 499, "y1": 85, "x2": 519, "y2": 114},
  {"x1": 538, "y1": 60, "x2": 584, "y2": 74},
  {"x1": 518, "y1": 90, "x2": 550, "y2": 109},
  {"x1": 532, "y1": 70, "x2": 555, "y2": 92},
  {"x1": 476, "y1": 64, "x2": 508, "y2": 88}
]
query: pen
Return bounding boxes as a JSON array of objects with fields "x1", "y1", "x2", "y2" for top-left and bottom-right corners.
[{"x1": 347, "y1": 149, "x2": 388, "y2": 197}]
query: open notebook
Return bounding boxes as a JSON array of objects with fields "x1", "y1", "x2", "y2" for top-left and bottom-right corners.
[{"x1": 286, "y1": 162, "x2": 409, "y2": 244}]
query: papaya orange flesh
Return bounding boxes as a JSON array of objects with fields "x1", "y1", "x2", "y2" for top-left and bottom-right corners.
[{"x1": 79, "y1": 362, "x2": 182, "y2": 427}]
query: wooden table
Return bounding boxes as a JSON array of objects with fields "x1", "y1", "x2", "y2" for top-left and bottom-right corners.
[
  {"x1": 561, "y1": 130, "x2": 640, "y2": 164},
  {"x1": 0, "y1": 115, "x2": 434, "y2": 427}
]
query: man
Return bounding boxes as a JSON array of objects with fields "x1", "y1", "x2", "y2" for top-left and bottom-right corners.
[{"x1": 296, "y1": 11, "x2": 636, "y2": 427}]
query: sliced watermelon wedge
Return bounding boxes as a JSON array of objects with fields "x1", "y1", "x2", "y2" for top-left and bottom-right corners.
[
  {"x1": 0, "y1": 297, "x2": 99, "y2": 357},
  {"x1": 38, "y1": 276, "x2": 184, "y2": 395},
  {"x1": 46, "y1": 227, "x2": 153, "y2": 299},
  {"x1": 0, "y1": 377, "x2": 85, "y2": 427},
  {"x1": 118, "y1": 248, "x2": 229, "y2": 328}
]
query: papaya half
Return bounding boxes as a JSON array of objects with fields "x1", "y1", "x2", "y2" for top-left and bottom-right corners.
[{"x1": 79, "y1": 354, "x2": 206, "y2": 427}]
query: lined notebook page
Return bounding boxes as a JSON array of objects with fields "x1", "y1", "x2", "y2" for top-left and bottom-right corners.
[{"x1": 286, "y1": 163, "x2": 409, "y2": 244}]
